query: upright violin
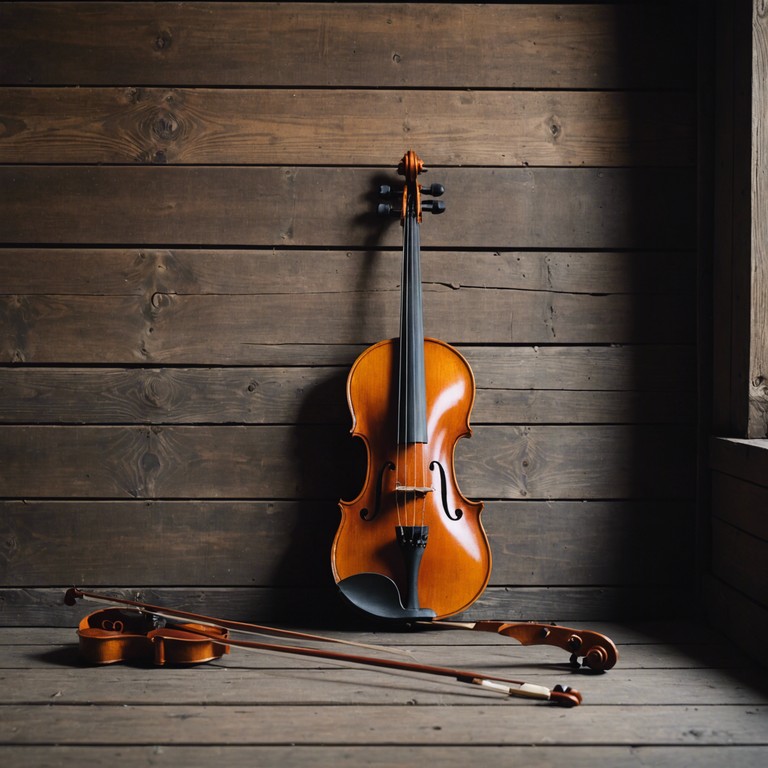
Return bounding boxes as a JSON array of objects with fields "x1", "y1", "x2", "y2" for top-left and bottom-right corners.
[{"x1": 331, "y1": 151, "x2": 492, "y2": 620}]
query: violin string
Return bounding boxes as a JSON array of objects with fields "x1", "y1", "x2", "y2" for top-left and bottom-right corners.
[
  {"x1": 410, "y1": 194, "x2": 424, "y2": 530},
  {"x1": 404, "y1": 201, "x2": 410, "y2": 529},
  {"x1": 411, "y1": 191, "x2": 428, "y2": 530},
  {"x1": 394, "y1": 188, "x2": 407, "y2": 531}
]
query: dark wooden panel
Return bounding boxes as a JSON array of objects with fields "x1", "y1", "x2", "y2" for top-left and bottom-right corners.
[
  {"x1": 0, "y1": 424, "x2": 696, "y2": 500},
  {"x1": 710, "y1": 436, "x2": 768, "y2": 486},
  {"x1": 0, "y1": 290, "x2": 695, "y2": 364},
  {"x1": 468, "y1": 346, "x2": 695, "y2": 393},
  {"x1": 0, "y1": 500, "x2": 694, "y2": 587},
  {"x1": 711, "y1": 518, "x2": 768, "y2": 609},
  {"x1": 458, "y1": 424, "x2": 696, "y2": 501},
  {"x1": 0, "y1": 362, "x2": 695, "y2": 425},
  {"x1": 474, "y1": 390, "x2": 694, "y2": 426},
  {"x1": 704, "y1": 573, "x2": 768, "y2": 667},
  {"x1": 711, "y1": 471, "x2": 768, "y2": 541},
  {"x1": 0, "y1": 88, "x2": 696, "y2": 167},
  {"x1": 0, "y1": 248, "x2": 695, "y2": 296},
  {"x1": 0, "y1": 167, "x2": 696, "y2": 249},
  {"x1": 0, "y1": 585, "x2": 690, "y2": 625},
  {"x1": 0, "y1": 3, "x2": 695, "y2": 88}
]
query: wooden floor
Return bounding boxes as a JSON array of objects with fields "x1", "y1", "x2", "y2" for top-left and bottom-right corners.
[{"x1": 1, "y1": 620, "x2": 767, "y2": 767}]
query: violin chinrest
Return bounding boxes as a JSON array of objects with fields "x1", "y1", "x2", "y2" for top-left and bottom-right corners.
[{"x1": 337, "y1": 572, "x2": 437, "y2": 621}]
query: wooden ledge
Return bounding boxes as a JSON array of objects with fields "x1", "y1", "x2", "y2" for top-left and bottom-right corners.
[{"x1": 710, "y1": 436, "x2": 768, "y2": 486}]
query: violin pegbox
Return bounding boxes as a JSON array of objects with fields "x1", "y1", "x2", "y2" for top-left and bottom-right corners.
[{"x1": 376, "y1": 152, "x2": 446, "y2": 222}]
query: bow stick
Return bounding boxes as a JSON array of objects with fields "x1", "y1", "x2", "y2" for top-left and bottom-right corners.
[
  {"x1": 148, "y1": 622, "x2": 582, "y2": 707},
  {"x1": 65, "y1": 587, "x2": 408, "y2": 657},
  {"x1": 424, "y1": 620, "x2": 619, "y2": 672},
  {"x1": 65, "y1": 588, "x2": 581, "y2": 707}
]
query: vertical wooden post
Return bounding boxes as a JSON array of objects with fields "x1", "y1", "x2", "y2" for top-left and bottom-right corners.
[
  {"x1": 714, "y1": 0, "x2": 768, "y2": 438},
  {"x1": 750, "y1": 0, "x2": 768, "y2": 436}
]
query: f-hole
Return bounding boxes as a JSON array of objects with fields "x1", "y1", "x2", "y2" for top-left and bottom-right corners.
[
  {"x1": 429, "y1": 460, "x2": 463, "y2": 521},
  {"x1": 361, "y1": 461, "x2": 395, "y2": 521}
]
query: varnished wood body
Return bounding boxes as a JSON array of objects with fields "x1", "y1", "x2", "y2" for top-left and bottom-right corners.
[
  {"x1": 76, "y1": 608, "x2": 229, "y2": 665},
  {"x1": 332, "y1": 337, "x2": 490, "y2": 619}
]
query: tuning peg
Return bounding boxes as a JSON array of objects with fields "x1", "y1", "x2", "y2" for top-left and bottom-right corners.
[
  {"x1": 377, "y1": 202, "x2": 400, "y2": 217},
  {"x1": 422, "y1": 200, "x2": 446, "y2": 215},
  {"x1": 421, "y1": 183, "x2": 445, "y2": 197},
  {"x1": 379, "y1": 184, "x2": 403, "y2": 199}
]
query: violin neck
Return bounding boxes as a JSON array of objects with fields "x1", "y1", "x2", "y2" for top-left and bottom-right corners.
[{"x1": 398, "y1": 195, "x2": 428, "y2": 445}]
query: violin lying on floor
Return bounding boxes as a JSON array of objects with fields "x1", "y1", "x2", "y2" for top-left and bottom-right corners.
[
  {"x1": 74, "y1": 606, "x2": 230, "y2": 666},
  {"x1": 65, "y1": 587, "x2": 585, "y2": 707}
]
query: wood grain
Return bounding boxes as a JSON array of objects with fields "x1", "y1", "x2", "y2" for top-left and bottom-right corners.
[
  {"x1": 0, "y1": 3, "x2": 695, "y2": 88},
  {"x1": 2, "y1": 746, "x2": 767, "y2": 768},
  {"x1": 0, "y1": 88, "x2": 696, "y2": 167},
  {"x1": 1, "y1": 703, "x2": 764, "y2": 746},
  {"x1": 2, "y1": 666, "x2": 765, "y2": 707},
  {"x1": 0, "y1": 424, "x2": 696, "y2": 500},
  {"x1": 750, "y1": 0, "x2": 768, "y2": 436},
  {"x1": 0, "y1": 364, "x2": 695, "y2": 425},
  {"x1": 0, "y1": 499, "x2": 693, "y2": 587},
  {"x1": 0, "y1": 248, "x2": 695, "y2": 296},
  {"x1": 0, "y1": 167, "x2": 696, "y2": 249},
  {"x1": 0, "y1": 290, "x2": 695, "y2": 364},
  {"x1": 0, "y1": 585, "x2": 692, "y2": 625}
]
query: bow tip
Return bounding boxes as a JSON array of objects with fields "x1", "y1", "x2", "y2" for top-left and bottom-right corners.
[{"x1": 551, "y1": 685, "x2": 582, "y2": 707}]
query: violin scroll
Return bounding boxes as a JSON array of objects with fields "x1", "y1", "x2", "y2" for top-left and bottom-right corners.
[
  {"x1": 434, "y1": 620, "x2": 618, "y2": 672},
  {"x1": 491, "y1": 622, "x2": 619, "y2": 672},
  {"x1": 377, "y1": 154, "x2": 445, "y2": 221}
]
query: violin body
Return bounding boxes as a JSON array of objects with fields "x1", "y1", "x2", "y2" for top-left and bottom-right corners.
[
  {"x1": 76, "y1": 608, "x2": 229, "y2": 665},
  {"x1": 331, "y1": 151, "x2": 491, "y2": 621},
  {"x1": 333, "y1": 337, "x2": 489, "y2": 619}
]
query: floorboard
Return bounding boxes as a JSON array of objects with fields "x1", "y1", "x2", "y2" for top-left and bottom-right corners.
[{"x1": 0, "y1": 622, "x2": 766, "y2": 766}]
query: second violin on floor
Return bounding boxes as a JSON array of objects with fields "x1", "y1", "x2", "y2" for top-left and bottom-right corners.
[{"x1": 65, "y1": 588, "x2": 583, "y2": 707}]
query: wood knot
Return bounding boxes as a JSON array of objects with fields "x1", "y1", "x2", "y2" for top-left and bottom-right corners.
[
  {"x1": 141, "y1": 452, "x2": 161, "y2": 472},
  {"x1": 141, "y1": 373, "x2": 173, "y2": 408},
  {"x1": 125, "y1": 87, "x2": 146, "y2": 104},
  {"x1": 153, "y1": 113, "x2": 180, "y2": 141},
  {"x1": 548, "y1": 116, "x2": 562, "y2": 140},
  {"x1": 151, "y1": 292, "x2": 171, "y2": 309},
  {"x1": 154, "y1": 29, "x2": 173, "y2": 51}
]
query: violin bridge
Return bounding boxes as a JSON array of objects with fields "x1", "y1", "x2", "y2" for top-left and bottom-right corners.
[{"x1": 395, "y1": 484, "x2": 434, "y2": 497}]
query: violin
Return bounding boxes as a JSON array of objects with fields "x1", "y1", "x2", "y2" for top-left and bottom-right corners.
[
  {"x1": 75, "y1": 607, "x2": 229, "y2": 665},
  {"x1": 66, "y1": 588, "x2": 582, "y2": 706},
  {"x1": 332, "y1": 151, "x2": 492, "y2": 621}
]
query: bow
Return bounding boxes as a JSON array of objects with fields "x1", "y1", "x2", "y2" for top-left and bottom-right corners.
[{"x1": 65, "y1": 587, "x2": 582, "y2": 707}]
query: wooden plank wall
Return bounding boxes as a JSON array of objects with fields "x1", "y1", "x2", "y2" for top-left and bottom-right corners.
[{"x1": 0, "y1": 2, "x2": 698, "y2": 625}]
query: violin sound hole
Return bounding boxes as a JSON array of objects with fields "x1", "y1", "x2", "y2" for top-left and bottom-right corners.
[
  {"x1": 429, "y1": 460, "x2": 463, "y2": 521},
  {"x1": 361, "y1": 461, "x2": 395, "y2": 521}
]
